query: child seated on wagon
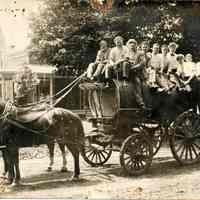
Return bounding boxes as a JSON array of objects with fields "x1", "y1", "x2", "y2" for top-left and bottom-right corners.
[
  {"x1": 104, "y1": 36, "x2": 129, "y2": 85},
  {"x1": 86, "y1": 40, "x2": 110, "y2": 82}
]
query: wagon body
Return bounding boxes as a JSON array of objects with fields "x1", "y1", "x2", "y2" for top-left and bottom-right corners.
[{"x1": 81, "y1": 78, "x2": 200, "y2": 176}]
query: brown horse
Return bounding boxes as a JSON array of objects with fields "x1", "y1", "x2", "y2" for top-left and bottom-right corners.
[{"x1": 0, "y1": 102, "x2": 85, "y2": 185}]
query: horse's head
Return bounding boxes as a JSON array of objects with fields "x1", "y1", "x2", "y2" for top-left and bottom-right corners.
[
  {"x1": 0, "y1": 101, "x2": 6, "y2": 115},
  {"x1": 0, "y1": 101, "x2": 14, "y2": 121}
]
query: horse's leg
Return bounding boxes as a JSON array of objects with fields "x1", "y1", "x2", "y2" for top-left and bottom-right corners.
[
  {"x1": 1, "y1": 150, "x2": 8, "y2": 177},
  {"x1": 13, "y1": 148, "x2": 21, "y2": 186},
  {"x1": 66, "y1": 144, "x2": 80, "y2": 180},
  {"x1": 47, "y1": 143, "x2": 54, "y2": 171},
  {"x1": 5, "y1": 149, "x2": 15, "y2": 185},
  {"x1": 58, "y1": 143, "x2": 68, "y2": 172}
]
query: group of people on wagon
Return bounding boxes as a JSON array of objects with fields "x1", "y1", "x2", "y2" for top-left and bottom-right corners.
[{"x1": 85, "y1": 36, "x2": 199, "y2": 110}]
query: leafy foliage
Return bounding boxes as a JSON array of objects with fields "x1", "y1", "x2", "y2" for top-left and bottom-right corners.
[{"x1": 29, "y1": 0, "x2": 200, "y2": 73}]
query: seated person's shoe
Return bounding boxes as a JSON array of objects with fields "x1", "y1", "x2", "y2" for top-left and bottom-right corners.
[
  {"x1": 157, "y1": 88, "x2": 165, "y2": 92},
  {"x1": 123, "y1": 80, "x2": 128, "y2": 87},
  {"x1": 105, "y1": 82, "x2": 110, "y2": 88},
  {"x1": 90, "y1": 76, "x2": 95, "y2": 81}
]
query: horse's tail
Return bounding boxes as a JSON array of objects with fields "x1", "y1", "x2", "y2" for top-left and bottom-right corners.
[
  {"x1": 75, "y1": 114, "x2": 85, "y2": 151},
  {"x1": 60, "y1": 108, "x2": 85, "y2": 149}
]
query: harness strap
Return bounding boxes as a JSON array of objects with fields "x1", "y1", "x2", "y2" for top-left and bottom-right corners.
[
  {"x1": 53, "y1": 74, "x2": 84, "y2": 106},
  {"x1": 6, "y1": 118, "x2": 49, "y2": 134},
  {"x1": 14, "y1": 72, "x2": 86, "y2": 108},
  {"x1": 5, "y1": 118, "x2": 84, "y2": 147}
]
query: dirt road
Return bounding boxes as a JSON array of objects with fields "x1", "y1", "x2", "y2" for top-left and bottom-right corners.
[
  {"x1": 1, "y1": 145, "x2": 200, "y2": 199},
  {"x1": 1, "y1": 121, "x2": 200, "y2": 199}
]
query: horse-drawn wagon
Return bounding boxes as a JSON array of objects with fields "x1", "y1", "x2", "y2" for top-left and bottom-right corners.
[
  {"x1": 80, "y1": 78, "x2": 200, "y2": 175},
  {"x1": 1, "y1": 72, "x2": 200, "y2": 185}
]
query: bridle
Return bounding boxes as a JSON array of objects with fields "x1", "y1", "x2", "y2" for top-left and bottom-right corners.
[
  {"x1": 0, "y1": 100, "x2": 15, "y2": 120},
  {"x1": 0, "y1": 101, "x2": 14, "y2": 149}
]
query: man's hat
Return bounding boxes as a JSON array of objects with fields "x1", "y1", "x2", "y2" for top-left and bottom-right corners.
[
  {"x1": 114, "y1": 36, "x2": 124, "y2": 43},
  {"x1": 161, "y1": 44, "x2": 168, "y2": 49},
  {"x1": 99, "y1": 40, "x2": 108, "y2": 46},
  {"x1": 152, "y1": 43, "x2": 160, "y2": 47},
  {"x1": 126, "y1": 39, "x2": 137, "y2": 46},
  {"x1": 168, "y1": 42, "x2": 178, "y2": 48},
  {"x1": 176, "y1": 54, "x2": 184, "y2": 60}
]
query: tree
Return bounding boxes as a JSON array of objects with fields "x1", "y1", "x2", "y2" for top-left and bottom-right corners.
[{"x1": 29, "y1": 0, "x2": 200, "y2": 73}]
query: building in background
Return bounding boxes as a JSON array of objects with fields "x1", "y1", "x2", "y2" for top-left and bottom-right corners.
[{"x1": 0, "y1": 25, "x2": 56, "y2": 103}]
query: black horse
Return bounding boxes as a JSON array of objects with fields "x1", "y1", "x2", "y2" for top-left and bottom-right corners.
[
  {"x1": 0, "y1": 102, "x2": 85, "y2": 185},
  {"x1": 1, "y1": 141, "x2": 68, "y2": 177}
]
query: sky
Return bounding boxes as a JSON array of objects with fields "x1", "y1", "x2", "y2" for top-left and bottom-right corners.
[{"x1": 0, "y1": 0, "x2": 40, "y2": 52}]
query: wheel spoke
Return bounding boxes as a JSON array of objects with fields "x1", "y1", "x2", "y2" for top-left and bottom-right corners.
[
  {"x1": 193, "y1": 142, "x2": 200, "y2": 151},
  {"x1": 91, "y1": 152, "x2": 96, "y2": 161},
  {"x1": 102, "y1": 150, "x2": 109, "y2": 155},
  {"x1": 191, "y1": 144, "x2": 199, "y2": 158},
  {"x1": 123, "y1": 155, "x2": 131, "y2": 161},
  {"x1": 175, "y1": 142, "x2": 184, "y2": 154},
  {"x1": 95, "y1": 152, "x2": 99, "y2": 163},
  {"x1": 188, "y1": 145, "x2": 193, "y2": 160},
  {"x1": 140, "y1": 155, "x2": 149, "y2": 162},
  {"x1": 135, "y1": 162, "x2": 140, "y2": 170},
  {"x1": 138, "y1": 160, "x2": 145, "y2": 169},
  {"x1": 96, "y1": 153, "x2": 99, "y2": 163},
  {"x1": 126, "y1": 158, "x2": 133, "y2": 167},
  {"x1": 179, "y1": 144, "x2": 186, "y2": 159},
  {"x1": 99, "y1": 151, "x2": 106, "y2": 160},
  {"x1": 84, "y1": 148, "x2": 93, "y2": 154},
  {"x1": 86, "y1": 150, "x2": 95, "y2": 158},
  {"x1": 185, "y1": 145, "x2": 188, "y2": 160},
  {"x1": 97, "y1": 152, "x2": 102, "y2": 163},
  {"x1": 133, "y1": 162, "x2": 138, "y2": 170}
]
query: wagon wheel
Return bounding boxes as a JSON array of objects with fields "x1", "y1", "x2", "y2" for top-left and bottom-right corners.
[
  {"x1": 169, "y1": 109, "x2": 200, "y2": 165},
  {"x1": 82, "y1": 131, "x2": 112, "y2": 166},
  {"x1": 142, "y1": 124, "x2": 164, "y2": 156},
  {"x1": 120, "y1": 130, "x2": 153, "y2": 176}
]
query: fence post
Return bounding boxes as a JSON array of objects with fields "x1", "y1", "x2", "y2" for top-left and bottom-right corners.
[{"x1": 50, "y1": 73, "x2": 54, "y2": 106}]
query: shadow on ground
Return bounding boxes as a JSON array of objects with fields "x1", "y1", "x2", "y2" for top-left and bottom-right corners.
[
  {"x1": 81, "y1": 155, "x2": 200, "y2": 180},
  {"x1": 7, "y1": 170, "x2": 100, "y2": 193},
  {"x1": 4, "y1": 154, "x2": 200, "y2": 194}
]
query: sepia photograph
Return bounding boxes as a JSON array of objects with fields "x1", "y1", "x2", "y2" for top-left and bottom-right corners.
[{"x1": 0, "y1": 0, "x2": 200, "y2": 199}]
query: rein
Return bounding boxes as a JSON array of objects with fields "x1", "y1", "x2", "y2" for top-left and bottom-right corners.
[
  {"x1": 0, "y1": 72, "x2": 87, "y2": 149},
  {"x1": 15, "y1": 72, "x2": 86, "y2": 108},
  {"x1": 5, "y1": 118, "x2": 86, "y2": 148},
  {"x1": 6, "y1": 118, "x2": 50, "y2": 135}
]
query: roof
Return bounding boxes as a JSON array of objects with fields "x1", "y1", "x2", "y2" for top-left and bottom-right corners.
[{"x1": 0, "y1": 64, "x2": 56, "y2": 78}]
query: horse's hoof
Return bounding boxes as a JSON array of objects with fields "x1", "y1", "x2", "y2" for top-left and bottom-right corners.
[
  {"x1": 2, "y1": 172, "x2": 7, "y2": 176},
  {"x1": 0, "y1": 175, "x2": 7, "y2": 179},
  {"x1": 60, "y1": 167, "x2": 68, "y2": 173},
  {"x1": 11, "y1": 181, "x2": 21, "y2": 187},
  {"x1": 70, "y1": 176, "x2": 79, "y2": 182},
  {"x1": 4, "y1": 179, "x2": 13, "y2": 185},
  {"x1": 47, "y1": 167, "x2": 52, "y2": 172}
]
